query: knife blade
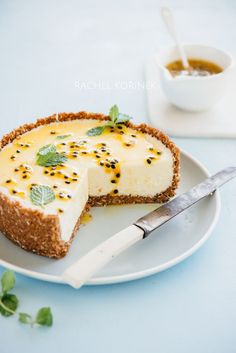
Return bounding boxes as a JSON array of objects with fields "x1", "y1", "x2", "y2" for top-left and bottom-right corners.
[{"x1": 62, "y1": 166, "x2": 236, "y2": 288}]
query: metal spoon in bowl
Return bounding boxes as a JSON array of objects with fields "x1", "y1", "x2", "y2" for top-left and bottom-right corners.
[{"x1": 161, "y1": 7, "x2": 190, "y2": 70}]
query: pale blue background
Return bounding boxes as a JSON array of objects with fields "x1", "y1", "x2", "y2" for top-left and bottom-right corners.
[{"x1": 0, "y1": 1, "x2": 236, "y2": 352}]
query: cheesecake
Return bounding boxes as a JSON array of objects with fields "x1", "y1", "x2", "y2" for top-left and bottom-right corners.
[{"x1": 0, "y1": 107, "x2": 180, "y2": 258}]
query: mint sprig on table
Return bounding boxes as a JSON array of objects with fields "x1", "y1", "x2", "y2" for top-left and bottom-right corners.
[
  {"x1": 0, "y1": 270, "x2": 53, "y2": 327},
  {"x1": 86, "y1": 105, "x2": 132, "y2": 136},
  {"x1": 36, "y1": 144, "x2": 67, "y2": 167},
  {"x1": 30, "y1": 185, "x2": 55, "y2": 207}
]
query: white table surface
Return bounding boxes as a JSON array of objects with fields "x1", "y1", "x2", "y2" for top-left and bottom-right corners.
[{"x1": 0, "y1": 1, "x2": 236, "y2": 352}]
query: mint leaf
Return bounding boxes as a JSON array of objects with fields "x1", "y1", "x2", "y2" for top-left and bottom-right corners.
[
  {"x1": 38, "y1": 144, "x2": 56, "y2": 156},
  {"x1": 36, "y1": 144, "x2": 68, "y2": 167},
  {"x1": 19, "y1": 312, "x2": 33, "y2": 324},
  {"x1": 56, "y1": 134, "x2": 72, "y2": 140},
  {"x1": 109, "y1": 105, "x2": 119, "y2": 123},
  {"x1": 116, "y1": 113, "x2": 132, "y2": 123},
  {"x1": 36, "y1": 307, "x2": 53, "y2": 327},
  {"x1": 86, "y1": 126, "x2": 105, "y2": 136},
  {"x1": 30, "y1": 185, "x2": 55, "y2": 207},
  {"x1": 1, "y1": 270, "x2": 15, "y2": 293},
  {"x1": 37, "y1": 153, "x2": 67, "y2": 167},
  {"x1": 0, "y1": 294, "x2": 19, "y2": 317}
]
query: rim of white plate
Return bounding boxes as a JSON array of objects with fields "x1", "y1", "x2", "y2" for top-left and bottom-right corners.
[{"x1": 0, "y1": 149, "x2": 221, "y2": 286}]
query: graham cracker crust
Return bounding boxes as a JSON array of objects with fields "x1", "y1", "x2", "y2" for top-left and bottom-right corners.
[
  {"x1": 0, "y1": 190, "x2": 91, "y2": 259},
  {"x1": 0, "y1": 112, "x2": 180, "y2": 258}
]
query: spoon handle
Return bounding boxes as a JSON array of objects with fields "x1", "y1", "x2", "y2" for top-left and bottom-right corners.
[{"x1": 161, "y1": 7, "x2": 189, "y2": 69}]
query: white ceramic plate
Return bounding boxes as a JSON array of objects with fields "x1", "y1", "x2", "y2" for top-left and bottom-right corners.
[{"x1": 0, "y1": 150, "x2": 220, "y2": 286}]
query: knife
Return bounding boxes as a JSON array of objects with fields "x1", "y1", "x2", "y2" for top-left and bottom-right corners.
[{"x1": 62, "y1": 166, "x2": 236, "y2": 288}]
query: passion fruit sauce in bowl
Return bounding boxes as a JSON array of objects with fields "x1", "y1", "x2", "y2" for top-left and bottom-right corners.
[
  {"x1": 166, "y1": 59, "x2": 223, "y2": 77},
  {"x1": 156, "y1": 44, "x2": 234, "y2": 111}
]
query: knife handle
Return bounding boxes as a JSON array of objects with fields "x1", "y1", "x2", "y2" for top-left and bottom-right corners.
[{"x1": 62, "y1": 225, "x2": 144, "y2": 289}]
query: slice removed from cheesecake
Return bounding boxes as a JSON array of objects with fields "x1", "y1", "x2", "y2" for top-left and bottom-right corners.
[{"x1": 0, "y1": 109, "x2": 180, "y2": 258}]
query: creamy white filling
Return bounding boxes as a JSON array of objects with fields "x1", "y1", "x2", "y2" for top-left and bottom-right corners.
[
  {"x1": 59, "y1": 169, "x2": 88, "y2": 241},
  {"x1": 88, "y1": 159, "x2": 173, "y2": 197}
]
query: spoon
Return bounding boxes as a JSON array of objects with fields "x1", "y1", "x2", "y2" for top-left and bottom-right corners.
[{"x1": 161, "y1": 7, "x2": 189, "y2": 69}]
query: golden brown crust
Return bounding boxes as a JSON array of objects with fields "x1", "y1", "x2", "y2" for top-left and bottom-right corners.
[
  {"x1": 0, "y1": 190, "x2": 90, "y2": 259},
  {"x1": 0, "y1": 112, "x2": 180, "y2": 259}
]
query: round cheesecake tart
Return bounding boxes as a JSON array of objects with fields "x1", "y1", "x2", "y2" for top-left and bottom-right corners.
[{"x1": 0, "y1": 109, "x2": 180, "y2": 258}]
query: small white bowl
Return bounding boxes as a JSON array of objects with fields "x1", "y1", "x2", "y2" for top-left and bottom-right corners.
[{"x1": 156, "y1": 44, "x2": 234, "y2": 112}]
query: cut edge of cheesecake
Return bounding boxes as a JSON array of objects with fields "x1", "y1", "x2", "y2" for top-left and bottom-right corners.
[{"x1": 0, "y1": 111, "x2": 180, "y2": 259}]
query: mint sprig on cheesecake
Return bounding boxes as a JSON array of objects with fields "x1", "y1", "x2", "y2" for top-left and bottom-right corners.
[{"x1": 86, "y1": 105, "x2": 132, "y2": 136}]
